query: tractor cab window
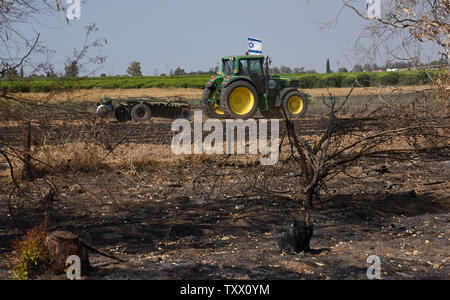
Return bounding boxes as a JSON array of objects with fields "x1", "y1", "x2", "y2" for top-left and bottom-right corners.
[
  {"x1": 223, "y1": 59, "x2": 234, "y2": 76},
  {"x1": 239, "y1": 59, "x2": 263, "y2": 77},
  {"x1": 249, "y1": 60, "x2": 263, "y2": 76},
  {"x1": 239, "y1": 59, "x2": 249, "y2": 76}
]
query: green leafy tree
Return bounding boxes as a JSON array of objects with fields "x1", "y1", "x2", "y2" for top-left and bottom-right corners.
[
  {"x1": 127, "y1": 61, "x2": 143, "y2": 76},
  {"x1": 173, "y1": 67, "x2": 186, "y2": 76},
  {"x1": 64, "y1": 61, "x2": 79, "y2": 77}
]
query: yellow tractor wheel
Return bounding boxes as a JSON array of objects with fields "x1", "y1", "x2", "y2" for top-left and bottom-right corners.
[
  {"x1": 221, "y1": 81, "x2": 258, "y2": 119},
  {"x1": 282, "y1": 91, "x2": 308, "y2": 119}
]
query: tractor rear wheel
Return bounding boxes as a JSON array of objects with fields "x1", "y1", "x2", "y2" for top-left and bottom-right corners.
[
  {"x1": 220, "y1": 81, "x2": 258, "y2": 119},
  {"x1": 202, "y1": 87, "x2": 225, "y2": 118},
  {"x1": 281, "y1": 91, "x2": 308, "y2": 119},
  {"x1": 131, "y1": 103, "x2": 152, "y2": 122}
]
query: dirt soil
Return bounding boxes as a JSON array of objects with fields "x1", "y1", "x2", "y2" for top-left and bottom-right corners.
[
  {"x1": 0, "y1": 103, "x2": 448, "y2": 280},
  {"x1": 11, "y1": 85, "x2": 432, "y2": 103}
]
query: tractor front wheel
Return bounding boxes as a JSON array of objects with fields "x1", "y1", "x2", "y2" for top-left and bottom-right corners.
[
  {"x1": 281, "y1": 91, "x2": 308, "y2": 119},
  {"x1": 221, "y1": 81, "x2": 258, "y2": 119}
]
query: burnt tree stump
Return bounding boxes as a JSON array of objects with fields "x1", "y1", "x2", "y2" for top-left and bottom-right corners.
[
  {"x1": 45, "y1": 231, "x2": 90, "y2": 274},
  {"x1": 277, "y1": 220, "x2": 314, "y2": 254}
]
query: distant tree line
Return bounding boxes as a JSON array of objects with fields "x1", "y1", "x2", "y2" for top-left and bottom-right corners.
[
  {"x1": 6, "y1": 57, "x2": 447, "y2": 79},
  {"x1": 270, "y1": 66, "x2": 318, "y2": 74},
  {"x1": 271, "y1": 57, "x2": 448, "y2": 75},
  {"x1": 351, "y1": 58, "x2": 448, "y2": 72},
  {"x1": 168, "y1": 66, "x2": 218, "y2": 76}
]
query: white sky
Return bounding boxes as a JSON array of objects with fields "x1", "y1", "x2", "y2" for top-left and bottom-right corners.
[{"x1": 22, "y1": 0, "x2": 440, "y2": 76}]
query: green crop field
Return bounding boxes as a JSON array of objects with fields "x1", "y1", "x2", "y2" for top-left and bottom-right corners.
[
  {"x1": 0, "y1": 75, "x2": 211, "y2": 93},
  {"x1": 291, "y1": 70, "x2": 438, "y2": 88},
  {"x1": 0, "y1": 70, "x2": 440, "y2": 93}
]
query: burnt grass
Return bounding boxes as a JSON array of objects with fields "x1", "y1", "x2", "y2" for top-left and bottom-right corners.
[{"x1": 0, "y1": 112, "x2": 449, "y2": 280}]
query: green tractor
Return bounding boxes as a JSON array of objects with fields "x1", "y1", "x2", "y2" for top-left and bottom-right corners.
[{"x1": 202, "y1": 55, "x2": 308, "y2": 119}]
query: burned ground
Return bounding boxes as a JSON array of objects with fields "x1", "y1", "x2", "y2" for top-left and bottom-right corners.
[{"x1": 0, "y1": 101, "x2": 448, "y2": 280}]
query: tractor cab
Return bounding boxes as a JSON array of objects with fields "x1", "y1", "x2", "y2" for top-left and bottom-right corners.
[{"x1": 213, "y1": 55, "x2": 265, "y2": 90}]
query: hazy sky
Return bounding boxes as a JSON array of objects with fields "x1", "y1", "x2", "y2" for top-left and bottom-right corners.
[{"x1": 26, "y1": 0, "x2": 439, "y2": 76}]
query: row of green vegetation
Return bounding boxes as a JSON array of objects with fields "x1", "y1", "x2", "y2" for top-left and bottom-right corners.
[
  {"x1": 292, "y1": 70, "x2": 438, "y2": 88},
  {"x1": 0, "y1": 70, "x2": 439, "y2": 93},
  {"x1": 0, "y1": 75, "x2": 210, "y2": 93}
]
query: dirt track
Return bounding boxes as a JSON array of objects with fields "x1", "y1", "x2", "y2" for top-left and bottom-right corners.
[
  {"x1": 10, "y1": 85, "x2": 433, "y2": 103},
  {"x1": 0, "y1": 115, "x2": 329, "y2": 149}
]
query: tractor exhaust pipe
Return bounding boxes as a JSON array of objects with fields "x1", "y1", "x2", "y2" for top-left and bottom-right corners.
[{"x1": 264, "y1": 56, "x2": 272, "y2": 102}]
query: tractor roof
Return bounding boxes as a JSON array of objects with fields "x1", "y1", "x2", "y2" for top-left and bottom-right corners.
[{"x1": 222, "y1": 55, "x2": 264, "y2": 60}]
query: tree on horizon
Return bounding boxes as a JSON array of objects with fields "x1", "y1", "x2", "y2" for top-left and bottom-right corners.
[{"x1": 127, "y1": 61, "x2": 143, "y2": 76}]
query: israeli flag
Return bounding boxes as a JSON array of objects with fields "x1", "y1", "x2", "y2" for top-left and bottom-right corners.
[{"x1": 248, "y1": 37, "x2": 262, "y2": 55}]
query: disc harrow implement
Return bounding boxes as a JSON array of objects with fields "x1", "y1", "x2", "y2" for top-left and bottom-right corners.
[{"x1": 96, "y1": 96, "x2": 192, "y2": 122}]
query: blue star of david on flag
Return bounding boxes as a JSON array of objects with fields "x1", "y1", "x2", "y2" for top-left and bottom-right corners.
[{"x1": 248, "y1": 37, "x2": 262, "y2": 54}]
